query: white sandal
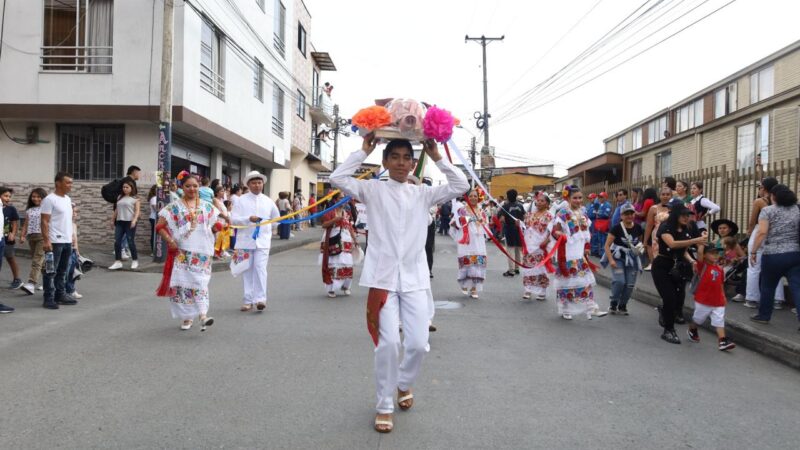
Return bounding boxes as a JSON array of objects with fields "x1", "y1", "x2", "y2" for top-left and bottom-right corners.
[
  {"x1": 374, "y1": 415, "x2": 393, "y2": 433},
  {"x1": 522, "y1": 293, "x2": 531, "y2": 300},
  {"x1": 561, "y1": 314, "x2": 573, "y2": 320},
  {"x1": 180, "y1": 320, "x2": 193, "y2": 330},
  {"x1": 201, "y1": 317, "x2": 214, "y2": 332}
]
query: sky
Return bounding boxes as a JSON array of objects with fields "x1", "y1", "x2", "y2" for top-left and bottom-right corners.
[{"x1": 304, "y1": 0, "x2": 800, "y2": 177}]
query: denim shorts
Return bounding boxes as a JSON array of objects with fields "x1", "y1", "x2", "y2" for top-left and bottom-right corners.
[{"x1": 3, "y1": 240, "x2": 14, "y2": 258}]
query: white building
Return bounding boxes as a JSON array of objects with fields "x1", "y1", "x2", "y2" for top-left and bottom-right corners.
[{"x1": 0, "y1": 0, "x2": 299, "y2": 192}]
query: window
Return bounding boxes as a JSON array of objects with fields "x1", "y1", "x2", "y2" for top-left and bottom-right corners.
[
  {"x1": 200, "y1": 20, "x2": 225, "y2": 100},
  {"x1": 296, "y1": 90, "x2": 306, "y2": 119},
  {"x1": 273, "y1": 1, "x2": 286, "y2": 58},
  {"x1": 253, "y1": 58, "x2": 264, "y2": 101},
  {"x1": 312, "y1": 69, "x2": 320, "y2": 105},
  {"x1": 255, "y1": 0, "x2": 265, "y2": 11},
  {"x1": 57, "y1": 125, "x2": 124, "y2": 180},
  {"x1": 647, "y1": 116, "x2": 667, "y2": 144},
  {"x1": 632, "y1": 128, "x2": 642, "y2": 150},
  {"x1": 298, "y1": 23, "x2": 307, "y2": 57},
  {"x1": 272, "y1": 83, "x2": 285, "y2": 138},
  {"x1": 750, "y1": 65, "x2": 774, "y2": 104},
  {"x1": 676, "y1": 98, "x2": 704, "y2": 133},
  {"x1": 616, "y1": 136, "x2": 625, "y2": 154},
  {"x1": 715, "y1": 83, "x2": 738, "y2": 119},
  {"x1": 655, "y1": 150, "x2": 671, "y2": 179},
  {"x1": 42, "y1": 0, "x2": 113, "y2": 73},
  {"x1": 629, "y1": 159, "x2": 643, "y2": 180},
  {"x1": 737, "y1": 115, "x2": 770, "y2": 170}
]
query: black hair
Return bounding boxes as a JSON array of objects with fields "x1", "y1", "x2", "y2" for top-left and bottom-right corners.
[
  {"x1": 54, "y1": 171, "x2": 72, "y2": 182},
  {"x1": 617, "y1": 188, "x2": 628, "y2": 196},
  {"x1": 692, "y1": 181, "x2": 704, "y2": 191},
  {"x1": 663, "y1": 176, "x2": 676, "y2": 190},
  {"x1": 27, "y1": 187, "x2": 47, "y2": 209},
  {"x1": 0, "y1": 186, "x2": 12, "y2": 196},
  {"x1": 666, "y1": 206, "x2": 689, "y2": 232},
  {"x1": 210, "y1": 179, "x2": 220, "y2": 190},
  {"x1": 506, "y1": 189, "x2": 518, "y2": 202},
  {"x1": 232, "y1": 184, "x2": 242, "y2": 194},
  {"x1": 147, "y1": 184, "x2": 158, "y2": 200},
  {"x1": 126, "y1": 165, "x2": 141, "y2": 175},
  {"x1": 676, "y1": 180, "x2": 688, "y2": 191},
  {"x1": 632, "y1": 187, "x2": 643, "y2": 195},
  {"x1": 382, "y1": 139, "x2": 414, "y2": 160},
  {"x1": 761, "y1": 177, "x2": 778, "y2": 193},
  {"x1": 771, "y1": 184, "x2": 798, "y2": 206},
  {"x1": 213, "y1": 185, "x2": 224, "y2": 197},
  {"x1": 201, "y1": 177, "x2": 210, "y2": 186},
  {"x1": 642, "y1": 187, "x2": 658, "y2": 203}
]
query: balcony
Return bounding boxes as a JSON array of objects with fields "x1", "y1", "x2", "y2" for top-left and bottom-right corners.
[
  {"x1": 200, "y1": 63, "x2": 225, "y2": 100},
  {"x1": 308, "y1": 137, "x2": 333, "y2": 171},
  {"x1": 40, "y1": 46, "x2": 113, "y2": 73},
  {"x1": 272, "y1": 116, "x2": 285, "y2": 139},
  {"x1": 310, "y1": 88, "x2": 334, "y2": 125}
]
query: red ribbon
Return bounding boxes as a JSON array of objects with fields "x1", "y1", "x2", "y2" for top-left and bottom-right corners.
[
  {"x1": 457, "y1": 216, "x2": 470, "y2": 245},
  {"x1": 155, "y1": 223, "x2": 177, "y2": 297},
  {"x1": 366, "y1": 288, "x2": 388, "y2": 347},
  {"x1": 535, "y1": 234, "x2": 567, "y2": 274}
]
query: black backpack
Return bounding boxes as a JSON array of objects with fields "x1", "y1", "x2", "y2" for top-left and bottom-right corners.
[{"x1": 101, "y1": 179, "x2": 122, "y2": 203}]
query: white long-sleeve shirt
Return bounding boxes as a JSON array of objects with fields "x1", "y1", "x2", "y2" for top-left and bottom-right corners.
[
  {"x1": 231, "y1": 192, "x2": 281, "y2": 249},
  {"x1": 690, "y1": 195, "x2": 721, "y2": 229},
  {"x1": 331, "y1": 149, "x2": 469, "y2": 292}
]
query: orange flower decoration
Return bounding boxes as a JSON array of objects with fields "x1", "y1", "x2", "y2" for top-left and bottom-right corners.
[{"x1": 351, "y1": 106, "x2": 392, "y2": 131}]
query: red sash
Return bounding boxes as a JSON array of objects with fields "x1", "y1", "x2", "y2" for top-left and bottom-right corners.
[
  {"x1": 366, "y1": 289, "x2": 388, "y2": 347},
  {"x1": 594, "y1": 218, "x2": 610, "y2": 233}
]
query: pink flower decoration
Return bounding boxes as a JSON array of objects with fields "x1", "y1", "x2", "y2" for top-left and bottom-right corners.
[{"x1": 423, "y1": 106, "x2": 456, "y2": 143}]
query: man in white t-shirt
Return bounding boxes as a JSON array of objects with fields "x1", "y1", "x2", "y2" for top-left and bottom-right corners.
[{"x1": 40, "y1": 172, "x2": 76, "y2": 310}]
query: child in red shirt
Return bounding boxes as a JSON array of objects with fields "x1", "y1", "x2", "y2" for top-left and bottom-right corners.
[{"x1": 687, "y1": 244, "x2": 735, "y2": 351}]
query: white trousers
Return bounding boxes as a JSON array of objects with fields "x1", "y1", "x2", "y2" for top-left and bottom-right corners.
[
  {"x1": 375, "y1": 289, "x2": 430, "y2": 414},
  {"x1": 746, "y1": 239, "x2": 784, "y2": 302},
  {"x1": 242, "y1": 248, "x2": 270, "y2": 305}
]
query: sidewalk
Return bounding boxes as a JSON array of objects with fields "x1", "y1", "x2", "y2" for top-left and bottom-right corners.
[
  {"x1": 11, "y1": 227, "x2": 322, "y2": 274},
  {"x1": 592, "y1": 259, "x2": 800, "y2": 370}
]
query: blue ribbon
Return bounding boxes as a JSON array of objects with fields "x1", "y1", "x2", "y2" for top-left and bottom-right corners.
[
  {"x1": 279, "y1": 195, "x2": 352, "y2": 225},
  {"x1": 252, "y1": 223, "x2": 261, "y2": 240}
]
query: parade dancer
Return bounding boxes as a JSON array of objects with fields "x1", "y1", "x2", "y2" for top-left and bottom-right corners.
[
  {"x1": 551, "y1": 186, "x2": 607, "y2": 320},
  {"x1": 521, "y1": 192, "x2": 553, "y2": 301},
  {"x1": 230, "y1": 171, "x2": 281, "y2": 312},
  {"x1": 451, "y1": 189, "x2": 488, "y2": 299},
  {"x1": 330, "y1": 135, "x2": 468, "y2": 434},
  {"x1": 155, "y1": 175, "x2": 221, "y2": 331},
  {"x1": 319, "y1": 192, "x2": 355, "y2": 298}
]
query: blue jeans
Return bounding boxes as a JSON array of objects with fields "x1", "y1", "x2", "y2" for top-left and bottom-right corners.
[
  {"x1": 609, "y1": 258, "x2": 638, "y2": 308},
  {"x1": 65, "y1": 250, "x2": 78, "y2": 294},
  {"x1": 114, "y1": 221, "x2": 138, "y2": 260},
  {"x1": 44, "y1": 243, "x2": 72, "y2": 305},
  {"x1": 758, "y1": 251, "x2": 800, "y2": 321}
]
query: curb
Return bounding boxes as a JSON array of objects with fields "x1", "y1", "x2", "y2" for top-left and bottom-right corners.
[{"x1": 594, "y1": 272, "x2": 800, "y2": 371}]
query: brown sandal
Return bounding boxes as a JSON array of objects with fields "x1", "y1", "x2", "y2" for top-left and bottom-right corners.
[
  {"x1": 256, "y1": 302, "x2": 266, "y2": 311},
  {"x1": 374, "y1": 414, "x2": 393, "y2": 433},
  {"x1": 397, "y1": 389, "x2": 414, "y2": 411}
]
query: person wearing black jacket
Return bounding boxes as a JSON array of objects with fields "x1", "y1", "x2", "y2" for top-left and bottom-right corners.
[{"x1": 500, "y1": 189, "x2": 526, "y2": 277}]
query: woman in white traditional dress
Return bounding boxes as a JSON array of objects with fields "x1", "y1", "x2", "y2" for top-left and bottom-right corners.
[
  {"x1": 551, "y1": 186, "x2": 607, "y2": 320},
  {"x1": 521, "y1": 192, "x2": 553, "y2": 300},
  {"x1": 319, "y1": 192, "x2": 355, "y2": 298},
  {"x1": 155, "y1": 175, "x2": 221, "y2": 331},
  {"x1": 451, "y1": 189, "x2": 487, "y2": 299}
]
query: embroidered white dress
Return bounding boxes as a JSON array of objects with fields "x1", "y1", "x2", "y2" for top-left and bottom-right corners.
[
  {"x1": 553, "y1": 207, "x2": 599, "y2": 317},
  {"x1": 159, "y1": 201, "x2": 219, "y2": 320},
  {"x1": 318, "y1": 209, "x2": 355, "y2": 292},
  {"x1": 451, "y1": 204, "x2": 488, "y2": 291},
  {"x1": 521, "y1": 209, "x2": 553, "y2": 297}
]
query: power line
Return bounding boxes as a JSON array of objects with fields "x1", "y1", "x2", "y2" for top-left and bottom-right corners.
[{"x1": 495, "y1": 0, "x2": 738, "y2": 125}]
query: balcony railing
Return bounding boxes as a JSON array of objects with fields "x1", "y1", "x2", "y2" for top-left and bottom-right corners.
[
  {"x1": 310, "y1": 87, "x2": 334, "y2": 124},
  {"x1": 200, "y1": 63, "x2": 225, "y2": 100},
  {"x1": 311, "y1": 137, "x2": 332, "y2": 164},
  {"x1": 272, "y1": 116, "x2": 285, "y2": 138},
  {"x1": 40, "y1": 46, "x2": 113, "y2": 72},
  {"x1": 273, "y1": 34, "x2": 285, "y2": 58}
]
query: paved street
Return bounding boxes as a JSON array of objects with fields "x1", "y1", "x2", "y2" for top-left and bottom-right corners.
[{"x1": 1, "y1": 234, "x2": 798, "y2": 450}]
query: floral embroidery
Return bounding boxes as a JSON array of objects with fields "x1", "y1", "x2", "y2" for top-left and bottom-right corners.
[
  {"x1": 174, "y1": 249, "x2": 212, "y2": 274},
  {"x1": 523, "y1": 274, "x2": 549, "y2": 288},
  {"x1": 554, "y1": 258, "x2": 593, "y2": 278},
  {"x1": 556, "y1": 285, "x2": 594, "y2": 304},
  {"x1": 170, "y1": 287, "x2": 209, "y2": 305},
  {"x1": 557, "y1": 208, "x2": 589, "y2": 235},
  {"x1": 524, "y1": 211, "x2": 552, "y2": 233},
  {"x1": 325, "y1": 266, "x2": 354, "y2": 280},
  {"x1": 231, "y1": 249, "x2": 252, "y2": 265},
  {"x1": 458, "y1": 255, "x2": 487, "y2": 268}
]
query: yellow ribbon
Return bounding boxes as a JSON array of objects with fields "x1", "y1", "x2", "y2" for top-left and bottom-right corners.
[{"x1": 230, "y1": 166, "x2": 380, "y2": 229}]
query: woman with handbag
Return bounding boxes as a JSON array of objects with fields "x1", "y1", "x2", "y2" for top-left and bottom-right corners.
[
  {"x1": 651, "y1": 203, "x2": 708, "y2": 344},
  {"x1": 451, "y1": 189, "x2": 488, "y2": 299},
  {"x1": 320, "y1": 192, "x2": 356, "y2": 298}
]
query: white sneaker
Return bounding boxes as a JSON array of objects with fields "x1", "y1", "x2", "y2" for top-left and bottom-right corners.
[
  {"x1": 36, "y1": 285, "x2": 43, "y2": 291},
  {"x1": 131, "y1": 260, "x2": 139, "y2": 270},
  {"x1": 109, "y1": 261, "x2": 123, "y2": 270},
  {"x1": 71, "y1": 291, "x2": 83, "y2": 299},
  {"x1": 774, "y1": 302, "x2": 784, "y2": 310},
  {"x1": 591, "y1": 309, "x2": 609, "y2": 318},
  {"x1": 343, "y1": 289, "x2": 351, "y2": 296},
  {"x1": 744, "y1": 300, "x2": 758, "y2": 308},
  {"x1": 731, "y1": 294, "x2": 745, "y2": 302},
  {"x1": 21, "y1": 282, "x2": 35, "y2": 295}
]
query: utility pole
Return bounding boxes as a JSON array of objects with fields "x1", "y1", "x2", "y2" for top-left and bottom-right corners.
[
  {"x1": 154, "y1": 0, "x2": 174, "y2": 263},
  {"x1": 469, "y1": 136, "x2": 477, "y2": 189},
  {"x1": 332, "y1": 104, "x2": 340, "y2": 170},
  {"x1": 465, "y1": 34, "x2": 504, "y2": 155}
]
